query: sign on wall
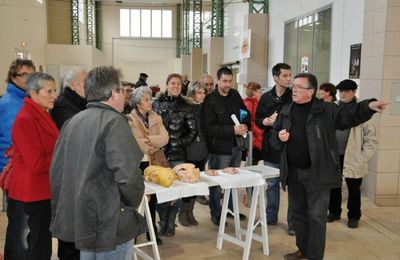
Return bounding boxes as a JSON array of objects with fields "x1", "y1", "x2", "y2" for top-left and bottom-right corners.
[
  {"x1": 301, "y1": 56, "x2": 309, "y2": 73},
  {"x1": 240, "y1": 30, "x2": 251, "y2": 60},
  {"x1": 349, "y1": 44, "x2": 362, "y2": 79}
]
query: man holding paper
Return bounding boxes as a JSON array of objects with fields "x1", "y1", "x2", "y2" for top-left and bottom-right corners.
[{"x1": 201, "y1": 67, "x2": 251, "y2": 226}]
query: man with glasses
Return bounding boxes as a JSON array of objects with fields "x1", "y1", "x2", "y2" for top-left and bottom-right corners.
[
  {"x1": 121, "y1": 81, "x2": 135, "y2": 114},
  {"x1": 255, "y1": 63, "x2": 294, "y2": 235},
  {"x1": 0, "y1": 59, "x2": 35, "y2": 259},
  {"x1": 270, "y1": 73, "x2": 387, "y2": 260}
]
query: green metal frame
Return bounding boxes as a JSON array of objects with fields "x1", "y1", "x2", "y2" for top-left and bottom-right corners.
[
  {"x1": 211, "y1": 0, "x2": 224, "y2": 37},
  {"x1": 71, "y1": 0, "x2": 79, "y2": 45},
  {"x1": 95, "y1": 1, "x2": 102, "y2": 50},
  {"x1": 182, "y1": 0, "x2": 190, "y2": 54},
  {"x1": 176, "y1": 4, "x2": 182, "y2": 58},
  {"x1": 249, "y1": 0, "x2": 269, "y2": 14},
  {"x1": 86, "y1": 0, "x2": 94, "y2": 45},
  {"x1": 192, "y1": 0, "x2": 202, "y2": 48}
]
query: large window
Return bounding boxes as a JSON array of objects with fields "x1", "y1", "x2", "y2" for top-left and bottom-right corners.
[
  {"x1": 120, "y1": 9, "x2": 172, "y2": 38},
  {"x1": 284, "y1": 7, "x2": 332, "y2": 83}
]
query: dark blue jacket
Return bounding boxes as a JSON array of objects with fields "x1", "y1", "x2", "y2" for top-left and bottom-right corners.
[{"x1": 0, "y1": 83, "x2": 26, "y2": 171}]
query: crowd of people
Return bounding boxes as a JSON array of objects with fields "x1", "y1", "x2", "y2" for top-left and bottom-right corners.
[{"x1": 0, "y1": 59, "x2": 387, "y2": 260}]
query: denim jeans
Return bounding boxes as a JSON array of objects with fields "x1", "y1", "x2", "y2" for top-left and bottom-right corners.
[
  {"x1": 208, "y1": 147, "x2": 242, "y2": 218},
  {"x1": 80, "y1": 239, "x2": 134, "y2": 260},
  {"x1": 4, "y1": 196, "x2": 29, "y2": 260},
  {"x1": 264, "y1": 161, "x2": 293, "y2": 227}
]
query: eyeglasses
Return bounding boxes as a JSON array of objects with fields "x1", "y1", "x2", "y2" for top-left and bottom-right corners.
[
  {"x1": 291, "y1": 85, "x2": 313, "y2": 90},
  {"x1": 16, "y1": 72, "x2": 32, "y2": 78},
  {"x1": 115, "y1": 88, "x2": 127, "y2": 94},
  {"x1": 124, "y1": 88, "x2": 133, "y2": 94}
]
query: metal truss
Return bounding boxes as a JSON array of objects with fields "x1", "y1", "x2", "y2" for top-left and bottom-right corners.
[
  {"x1": 71, "y1": 0, "x2": 79, "y2": 45},
  {"x1": 182, "y1": 0, "x2": 190, "y2": 54},
  {"x1": 176, "y1": 4, "x2": 182, "y2": 58},
  {"x1": 95, "y1": 1, "x2": 102, "y2": 50},
  {"x1": 86, "y1": 0, "x2": 94, "y2": 45},
  {"x1": 211, "y1": 0, "x2": 223, "y2": 37},
  {"x1": 249, "y1": 0, "x2": 269, "y2": 14},
  {"x1": 192, "y1": 0, "x2": 202, "y2": 48}
]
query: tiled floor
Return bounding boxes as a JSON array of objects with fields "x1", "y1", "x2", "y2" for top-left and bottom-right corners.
[{"x1": 0, "y1": 190, "x2": 399, "y2": 260}]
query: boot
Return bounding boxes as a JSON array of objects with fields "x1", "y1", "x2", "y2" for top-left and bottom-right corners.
[
  {"x1": 187, "y1": 198, "x2": 198, "y2": 226},
  {"x1": 164, "y1": 209, "x2": 178, "y2": 237},
  {"x1": 178, "y1": 201, "x2": 191, "y2": 227},
  {"x1": 158, "y1": 211, "x2": 168, "y2": 236}
]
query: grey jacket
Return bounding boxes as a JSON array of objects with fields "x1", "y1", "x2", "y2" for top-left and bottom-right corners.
[{"x1": 50, "y1": 102, "x2": 145, "y2": 251}]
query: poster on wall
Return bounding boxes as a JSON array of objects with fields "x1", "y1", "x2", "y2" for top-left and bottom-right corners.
[
  {"x1": 349, "y1": 44, "x2": 362, "y2": 79},
  {"x1": 301, "y1": 56, "x2": 309, "y2": 73},
  {"x1": 239, "y1": 30, "x2": 251, "y2": 60}
]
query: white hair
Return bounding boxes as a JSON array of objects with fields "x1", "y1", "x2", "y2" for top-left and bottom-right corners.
[{"x1": 62, "y1": 67, "x2": 86, "y2": 89}]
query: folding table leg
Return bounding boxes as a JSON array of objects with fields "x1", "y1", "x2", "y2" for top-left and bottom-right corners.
[
  {"x1": 217, "y1": 188, "x2": 231, "y2": 249},
  {"x1": 242, "y1": 186, "x2": 260, "y2": 260},
  {"x1": 231, "y1": 188, "x2": 242, "y2": 240},
  {"x1": 259, "y1": 185, "x2": 269, "y2": 255}
]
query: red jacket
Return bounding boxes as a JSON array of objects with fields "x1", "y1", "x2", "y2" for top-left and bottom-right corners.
[
  {"x1": 8, "y1": 98, "x2": 59, "y2": 202},
  {"x1": 243, "y1": 97, "x2": 263, "y2": 150}
]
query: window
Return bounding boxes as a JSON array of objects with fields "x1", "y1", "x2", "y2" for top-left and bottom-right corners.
[
  {"x1": 120, "y1": 9, "x2": 173, "y2": 38},
  {"x1": 284, "y1": 8, "x2": 332, "y2": 83}
]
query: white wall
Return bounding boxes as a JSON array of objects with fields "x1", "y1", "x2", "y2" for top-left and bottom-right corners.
[
  {"x1": 0, "y1": 0, "x2": 47, "y2": 94},
  {"x1": 101, "y1": 3, "x2": 180, "y2": 88},
  {"x1": 268, "y1": 0, "x2": 365, "y2": 87}
]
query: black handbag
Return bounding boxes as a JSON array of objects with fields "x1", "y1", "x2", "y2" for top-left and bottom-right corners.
[
  {"x1": 235, "y1": 135, "x2": 250, "y2": 151},
  {"x1": 186, "y1": 136, "x2": 208, "y2": 161}
]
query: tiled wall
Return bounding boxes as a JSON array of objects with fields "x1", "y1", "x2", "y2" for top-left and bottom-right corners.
[{"x1": 361, "y1": 0, "x2": 400, "y2": 206}]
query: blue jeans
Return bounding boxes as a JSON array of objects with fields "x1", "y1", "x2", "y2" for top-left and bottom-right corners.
[
  {"x1": 5, "y1": 196, "x2": 29, "y2": 260},
  {"x1": 208, "y1": 147, "x2": 242, "y2": 218},
  {"x1": 80, "y1": 239, "x2": 134, "y2": 260},
  {"x1": 264, "y1": 161, "x2": 293, "y2": 227}
]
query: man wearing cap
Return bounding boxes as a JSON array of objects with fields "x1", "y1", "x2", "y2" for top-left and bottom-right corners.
[
  {"x1": 327, "y1": 79, "x2": 378, "y2": 229},
  {"x1": 136, "y1": 73, "x2": 148, "y2": 88}
]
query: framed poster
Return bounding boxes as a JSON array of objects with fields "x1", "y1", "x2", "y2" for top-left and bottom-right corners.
[
  {"x1": 349, "y1": 44, "x2": 361, "y2": 79},
  {"x1": 240, "y1": 30, "x2": 251, "y2": 60}
]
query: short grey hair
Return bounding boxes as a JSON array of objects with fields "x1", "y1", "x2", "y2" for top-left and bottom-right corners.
[
  {"x1": 25, "y1": 72, "x2": 55, "y2": 95},
  {"x1": 63, "y1": 67, "x2": 86, "y2": 89},
  {"x1": 84, "y1": 66, "x2": 121, "y2": 102},
  {"x1": 187, "y1": 80, "x2": 207, "y2": 97},
  {"x1": 130, "y1": 86, "x2": 152, "y2": 107}
]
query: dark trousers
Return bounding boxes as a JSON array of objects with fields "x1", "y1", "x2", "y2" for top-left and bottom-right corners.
[
  {"x1": 23, "y1": 199, "x2": 52, "y2": 260},
  {"x1": 58, "y1": 239, "x2": 80, "y2": 260},
  {"x1": 288, "y1": 167, "x2": 330, "y2": 260},
  {"x1": 329, "y1": 155, "x2": 363, "y2": 220},
  {"x1": 5, "y1": 197, "x2": 29, "y2": 260}
]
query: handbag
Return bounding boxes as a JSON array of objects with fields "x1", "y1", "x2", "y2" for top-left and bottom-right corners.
[
  {"x1": 0, "y1": 147, "x2": 13, "y2": 192},
  {"x1": 135, "y1": 116, "x2": 170, "y2": 168}
]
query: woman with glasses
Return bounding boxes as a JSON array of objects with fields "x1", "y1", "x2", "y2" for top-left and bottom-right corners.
[
  {"x1": 152, "y1": 74, "x2": 197, "y2": 237},
  {"x1": 6, "y1": 72, "x2": 58, "y2": 260},
  {"x1": 128, "y1": 86, "x2": 169, "y2": 245}
]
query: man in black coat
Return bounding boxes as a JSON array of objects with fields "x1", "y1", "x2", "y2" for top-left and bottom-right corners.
[
  {"x1": 255, "y1": 63, "x2": 294, "y2": 234},
  {"x1": 135, "y1": 73, "x2": 148, "y2": 88},
  {"x1": 202, "y1": 67, "x2": 251, "y2": 225},
  {"x1": 51, "y1": 67, "x2": 87, "y2": 130},
  {"x1": 270, "y1": 73, "x2": 387, "y2": 260}
]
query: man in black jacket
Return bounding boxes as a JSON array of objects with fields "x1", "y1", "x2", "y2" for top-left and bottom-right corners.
[
  {"x1": 271, "y1": 73, "x2": 387, "y2": 260},
  {"x1": 202, "y1": 67, "x2": 251, "y2": 225},
  {"x1": 51, "y1": 67, "x2": 87, "y2": 130},
  {"x1": 255, "y1": 63, "x2": 294, "y2": 234}
]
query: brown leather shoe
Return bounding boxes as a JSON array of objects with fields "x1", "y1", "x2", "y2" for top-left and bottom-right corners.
[{"x1": 283, "y1": 250, "x2": 308, "y2": 260}]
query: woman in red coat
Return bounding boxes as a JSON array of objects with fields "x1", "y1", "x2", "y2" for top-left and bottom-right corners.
[
  {"x1": 243, "y1": 82, "x2": 263, "y2": 164},
  {"x1": 7, "y1": 72, "x2": 58, "y2": 260}
]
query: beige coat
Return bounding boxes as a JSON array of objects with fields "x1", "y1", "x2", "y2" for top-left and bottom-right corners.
[
  {"x1": 343, "y1": 119, "x2": 378, "y2": 178},
  {"x1": 129, "y1": 110, "x2": 169, "y2": 159}
]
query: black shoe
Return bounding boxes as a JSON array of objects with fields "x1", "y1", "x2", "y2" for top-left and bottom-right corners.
[
  {"x1": 348, "y1": 218, "x2": 359, "y2": 228},
  {"x1": 226, "y1": 212, "x2": 246, "y2": 220},
  {"x1": 267, "y1": 221, "x2": 277, "y2": 225},
  {"x1": 211, "y1": 216, "x2": 227, "y2": 227},
  {"x1": 327, "y1": 214, "x2": 340, "y2": 223},
  {"x1": 288, "y1": 228, "x2": 295, "y2": 236},
  {"x1": 283, "y1": 250, "x2": 308, "y2": 260},
  {"x1": 196, "y1": 196, "x2": 209, "y2": 205}
]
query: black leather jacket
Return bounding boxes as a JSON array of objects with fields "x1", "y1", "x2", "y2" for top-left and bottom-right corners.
[{"x1": 153, "y1": 93, "x2": 197, "y2": 161}]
